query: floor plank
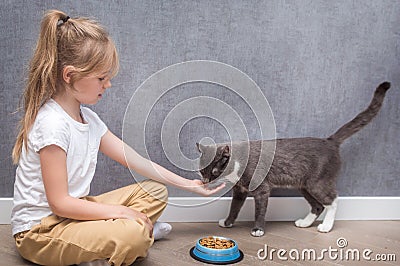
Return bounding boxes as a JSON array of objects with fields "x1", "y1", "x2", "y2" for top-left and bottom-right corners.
[{"x1": 1, "y1": 221, "x2": 398, "y2": 265}]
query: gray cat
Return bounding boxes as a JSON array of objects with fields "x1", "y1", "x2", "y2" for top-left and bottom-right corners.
[{"x1": 197, "y1": 82, "x2": 391, "y2": 237}]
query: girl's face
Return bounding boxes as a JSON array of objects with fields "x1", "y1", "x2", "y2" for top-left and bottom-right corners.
[{"x1": 70, "y1": 71, "x2": 112, "y2": 105}]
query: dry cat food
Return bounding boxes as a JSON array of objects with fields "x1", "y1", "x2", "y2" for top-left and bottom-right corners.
[{"x1": 199, "y1": 236, "x2": 235, "y2": 249}]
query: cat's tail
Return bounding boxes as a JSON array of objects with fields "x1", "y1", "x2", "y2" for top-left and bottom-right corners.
[{"x1": 328, "y1": 82, "x2": 391, "y2": 144}]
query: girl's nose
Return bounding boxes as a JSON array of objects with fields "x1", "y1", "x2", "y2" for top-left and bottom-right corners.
[{"x1": 104, "y1": 79, "x2": 112, "y2": 89}]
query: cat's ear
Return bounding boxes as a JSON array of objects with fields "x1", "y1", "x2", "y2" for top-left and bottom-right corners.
[
  {"x1": 196, "y1": 142, "x2": 203, "y2": 153},
  {"x1": 222, "y1": 145, "x2": 230, "y2": 157}
]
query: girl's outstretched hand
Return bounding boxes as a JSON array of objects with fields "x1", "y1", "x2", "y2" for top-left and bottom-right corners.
[{"x1": 189, "y1": 179, "x2": 226, "y2": 196}]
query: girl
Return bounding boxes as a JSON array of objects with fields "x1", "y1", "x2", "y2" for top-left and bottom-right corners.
[{"x1": 11, "y1": 10, "x2": 224, "y2": 266}]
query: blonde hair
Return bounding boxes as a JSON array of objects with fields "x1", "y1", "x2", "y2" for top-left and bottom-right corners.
[{"x1": 12, "y1": 10, "x2": 119, "y2": 164}]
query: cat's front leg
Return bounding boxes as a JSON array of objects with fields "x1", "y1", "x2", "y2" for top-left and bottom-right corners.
[
  {"x1": 219, "y1": 189, "x2": 247, "y2": 228},
  {"x1": 251, "y1": 191, "x2": 270, "y2": 237}
]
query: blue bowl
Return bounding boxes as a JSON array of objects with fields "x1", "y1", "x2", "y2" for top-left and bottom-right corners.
[{"x1": 190, "y1": 236, "x2": 244, "y2": 265}]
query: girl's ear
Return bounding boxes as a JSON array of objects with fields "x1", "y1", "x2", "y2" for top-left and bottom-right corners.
[{"x1": 62, "y1": 65, "x2": 75, "y2": 84}]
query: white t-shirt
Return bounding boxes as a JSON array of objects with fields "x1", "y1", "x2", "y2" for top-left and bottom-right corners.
[{"x1": 11, "y1": 99, "x2": 108, "y2": 235}]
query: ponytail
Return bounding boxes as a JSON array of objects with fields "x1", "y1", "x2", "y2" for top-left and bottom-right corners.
[
  {"x1": 12, "y1": 10, "x2": 66, "y2": 164},
  {"x1": 12, "y1": 10, "x2": 119, "y2": 164}
]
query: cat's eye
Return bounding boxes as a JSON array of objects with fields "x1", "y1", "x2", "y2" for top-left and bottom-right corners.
[{"x1": 220, "y1": 157, "x2": 229, "y2": 167}]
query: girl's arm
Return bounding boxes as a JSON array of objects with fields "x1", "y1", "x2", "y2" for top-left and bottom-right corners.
[
  {"x1": 99, "y1": 130, "x2": 225, "y2": 196},
  {"x1": 40, "y1": 144, "x2": 153, "y2": 232}
]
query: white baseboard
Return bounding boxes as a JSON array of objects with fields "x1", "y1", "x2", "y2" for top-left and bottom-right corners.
[
  {"x1": 159, "y1": 196, "x2": 400, "y2": 222},
  {"x1": 1, "y1": 197, "x2": 399, "y2": 224},
  {"x1": 0, "y1": 198, "x2": 13, "y2": 224}
]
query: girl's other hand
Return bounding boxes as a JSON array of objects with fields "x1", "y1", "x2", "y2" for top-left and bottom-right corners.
[{"x1": 119, "y1": 206, "x2": 153, "y2": 237}]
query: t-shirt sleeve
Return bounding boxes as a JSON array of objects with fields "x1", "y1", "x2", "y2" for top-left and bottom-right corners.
[
  {"x1": 81, "y1": 107, "x2": 108, "y2": 138},
  {"x1": 29, "y1": 113, "x2": 70, "y2": 153}
]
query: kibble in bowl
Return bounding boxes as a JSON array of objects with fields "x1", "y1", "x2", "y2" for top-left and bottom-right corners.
[
  {"x1": 199, "y1": 236, "x2": 235, "y2": 249},
  {"x1": 190, "y1": 236, "x2": 243, "y2": 264}
]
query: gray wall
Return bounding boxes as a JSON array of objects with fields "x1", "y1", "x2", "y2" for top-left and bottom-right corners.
[{"x1": 1, "y1": 0, "x2": 399, "y2": 198}]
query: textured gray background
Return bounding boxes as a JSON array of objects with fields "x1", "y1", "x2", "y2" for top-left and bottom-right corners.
[{"x1": 1, "y1": 0, "x2": 399, "y2": 197}]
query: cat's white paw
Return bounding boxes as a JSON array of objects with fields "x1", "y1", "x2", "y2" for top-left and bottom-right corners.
[
  {"x1": 295, "y1": 219, "x2": 311, "y2": 228},
  {"x1": 218, "y1": 219, "x2": 232, "y2": 228},
  {"x1": 317, "y1": 223, "x2": 333, "y2": 233},
  {"x1": 295, "y1": 213, "x2": 317, "y2": 228},
  {"x1": 251, "y1": 229, "x2": 265, "y2": 237}
]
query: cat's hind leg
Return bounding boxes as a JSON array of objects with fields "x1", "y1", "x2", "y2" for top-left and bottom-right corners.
[
  {"x1": 295, "y1": 189, "x2": 325, "y2": 228},
  {"x1": 309, "y1": 189, "x2": 338, "y2": 233},
  {"x1": 305, "y1": 174, "x2": 338, "y2": 233},
  {"x1": 219, "y1": 188, "x2": 247, "y2": 228},
  {"x1": 317, "y1": 197, "x2": 338, "y2": 233}
]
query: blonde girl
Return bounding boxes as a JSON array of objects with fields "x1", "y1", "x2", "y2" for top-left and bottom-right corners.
[{"x1": 11, "y1": 10, "x2": 224, "y2": 266}]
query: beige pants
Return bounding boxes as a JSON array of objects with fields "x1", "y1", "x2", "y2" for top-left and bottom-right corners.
[{"x1": 14, "y1": 180, "x2": 168, "y2": 266}]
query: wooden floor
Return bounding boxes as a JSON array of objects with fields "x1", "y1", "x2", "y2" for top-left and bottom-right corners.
[{"x1": 1, "y1": 221, "x2": 398, "y2": 265}]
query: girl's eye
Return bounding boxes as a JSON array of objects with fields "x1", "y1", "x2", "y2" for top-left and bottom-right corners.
[{"x1": 99, "y1": 77, "x2": 106, "y2": 81}]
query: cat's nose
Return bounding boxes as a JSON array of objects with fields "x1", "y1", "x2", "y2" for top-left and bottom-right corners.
[{"x1": 201, "y1": 177, "x2": 209, "y2": 184}]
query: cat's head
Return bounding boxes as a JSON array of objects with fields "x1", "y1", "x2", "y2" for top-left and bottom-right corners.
[{"x1": 196, "y1": 143, "x2": 230, "y2": 183}]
